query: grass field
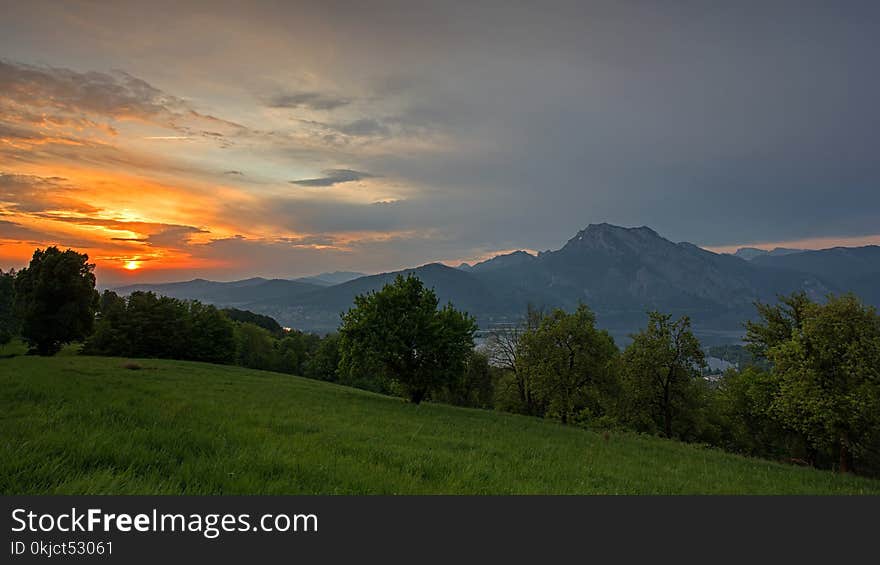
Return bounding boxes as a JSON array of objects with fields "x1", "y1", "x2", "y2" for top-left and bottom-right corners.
[{"x1": 2, "y1": 353, "x2": 879, "y2": 494}]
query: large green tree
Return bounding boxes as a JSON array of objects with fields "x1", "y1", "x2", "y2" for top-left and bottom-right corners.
[
  {"x1": 620, "y1": 312, "x2": 705, "y2": 438},
  {"x1": 14, "y1": 247, "x2": 98, "y2": 355},
  {"x1": 765, "y1": 294, "x2": 880, "y2": 473},
  {"x1": 339, "y1": 274, "x2": 477, "y2": 404},
  {"x1": 520, "y1": 304, "x2": 618, "y2": 424}
]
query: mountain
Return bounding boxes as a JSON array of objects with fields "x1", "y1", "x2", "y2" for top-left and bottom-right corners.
[
  {"x1": 468, "y1": 224, "x2": 833, "y2": 335},
  {"x1": 751, "y1": 245, "x2": 880, "y2": 306},
  {"x1": 114, "y1": 277, "x2": 322, "y2": 306},
  {"x1": 733, "y1": 247, "x2": 805, "y2": 260},
  {"x1": 750, "y1": 245, "x2": 880, "y2": 280},
  {"x1": 294, "y1": 271, "x2": 366, "y2": 286},
  {"x1": 246, "y1": 263, "x2": 503, "y2": 332},
  {"x1": 111, "y1": 224, "x2": 878, "y2": 341},
  {"x1": 460, "y1": 250, "x2": 537, "y2": 273}
]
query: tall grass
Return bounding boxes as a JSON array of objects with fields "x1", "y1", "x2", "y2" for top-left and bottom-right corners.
[{"x1": 2, "y1": 355, "x2": 878, "y2": 494}]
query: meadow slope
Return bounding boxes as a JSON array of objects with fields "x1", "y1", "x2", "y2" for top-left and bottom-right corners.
[{"x1": 2, "y1": 355, "x2": 879, "y2": 494}]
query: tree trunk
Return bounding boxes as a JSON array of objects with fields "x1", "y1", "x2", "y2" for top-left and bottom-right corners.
[{"x1": 839, "y1": 437, "x2": 850, "y2": 474}]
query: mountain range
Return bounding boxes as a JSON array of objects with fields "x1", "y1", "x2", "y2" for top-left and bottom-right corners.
[
  {"x1": 113, "y1": 224, "x2": 880, "y2": 343},
  {"x1": 733, "y1": 247, "x2": 804, "y2": 261}
]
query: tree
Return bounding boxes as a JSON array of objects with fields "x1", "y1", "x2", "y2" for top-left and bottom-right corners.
[
  {"x1": 436, "y1": 350, "x2": 495, "y2": 408},
  {"x1": 14, "y1": 247, "x2": 98, "y2": 355},
  {"x1": 487, "y1": 305, "x2": 545, "y2": 415},
  {"x1": 745, "y1": 291, "x2": 811, "y2": 360},
  {"x1": 234, "y1": 322, "x2": 276, "y2": 370},
  {"x1": 273, "y1": 331, "x2": 313, "y2": 375},
  {"x1": 0, "y1": 269, "x2": 16, "y2": 345},
  {"x1": 338, "y1": 274, "x2": 477, "y2": 404},
  {"x1": 124, "y1": 292, "x2": 190, "y2": 359},
  {"x1": 766, "y1": 294, "x2": 880, "y2": 473},
  {"x1": 83, "y1": 290, "x2": 130, "y2": 355},
  {"x1": 715, "y1": 366, "x2": 790, "y2": 458},
  {"x1": 519, "y1": 304, "x2": 618, "y2": 424},
  {"x1": 305, "y1": 333, "x2": 342, "y2": 383},
  {"x1": 188, "y1": 302, "x2": 236, "y2": 364},
  {"x1": 222, "y1": 308, "x2": 284, "y2": 337},
  {"x1": 84, "y1": 291, "x2": 236, "y2": 364},
  {"x1": 621, "y1": 312, "x2": 705, "y2": 438}
]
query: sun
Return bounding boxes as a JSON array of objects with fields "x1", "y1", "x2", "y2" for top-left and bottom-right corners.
[{"x1": 124, "y1": 260, "x2": 141, "y2": 271}]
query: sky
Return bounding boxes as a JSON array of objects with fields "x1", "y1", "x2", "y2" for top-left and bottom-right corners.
[{"x1": 1, "y1": 0, "x2": 879, "y2": 284}]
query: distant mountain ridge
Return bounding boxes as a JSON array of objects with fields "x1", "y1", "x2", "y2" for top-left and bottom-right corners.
[
  {"x1": 749, "y1": 245, "x2": 880, "y2": 307},
  {"x1": 112, "y1": 224, "x2": 879, "y2": 340},
  {"x1": 294, "y1": 271, "x2": 366, "y2": 286},
  {"x1": 733, "y1": 247, "x2": 805, "y2": 260}
]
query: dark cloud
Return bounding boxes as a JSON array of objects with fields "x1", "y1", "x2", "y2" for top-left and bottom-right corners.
[
  {"x1": 266, "y1": 91, "x2": 350, "y2": 111},
  {"x1": 223, "y1": 170, "x2": 244, "y2": 176},
  {"x1": 145, "y1": 225, "x2": 208, "y2": 249},
  {"x1": 290, "y1": 169, "x2": 375, "y2": 187},
  {"x1": 331, "y1": 118, "x2": 390, "y2": 138},
  {"x1": 0, "y1": 173, "x2": 100, "y2": 215},
  {"x1": 0, "y1": 219, "x2": 46, "y2": 242}
]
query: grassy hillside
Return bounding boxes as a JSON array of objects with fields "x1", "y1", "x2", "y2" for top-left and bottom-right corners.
[{"x1": 2, "y1": 355, "x2": 879, "y2": 494}]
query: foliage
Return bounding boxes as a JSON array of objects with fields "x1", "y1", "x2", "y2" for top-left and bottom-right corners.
[
  {"x1": 434, "y1": 350, "x2": 494, "y2": 408},
  {"x1": 84, "y1": 291, "x2": 235, "y2": 364},
  {"x1": 339, "y1": 274, "x2": 477, "y2": 404},
  {"x1": 0, "y1": 269, "x2": 17, "y2": 345},
  {"x1": 273, "y1": 331, "x2": 321, "y2": 375},
  {"x1": 13, "y1": 247, "x2": 98, "y2": 355},
  {"x1": 304, "y1": 333, "x2": 342, "y2": 383},
  {"x1": 765, "y1": 294, "x2": 880, "y2": 473},
  {"x1": 519, "y1": 304, "x2": 618, "y2": 423},
  {"x1": 222, "y1": 308, "x2": 284, "y2": 336},
  {"x1": 233, "y1": 322, "x2": 276, "y2": 369},
  {"x1": 486, "y1": 305, "x2": 545, "y2": 416},
  {"x1": 744, "y1": 291, "x2": 811, "y2": 361},
  {"x1": 713, "y1": 366, "x2": 788, "y2": 458},
  {"x1": 619, "y1": 312, "x2": 705, "y2": 438}
]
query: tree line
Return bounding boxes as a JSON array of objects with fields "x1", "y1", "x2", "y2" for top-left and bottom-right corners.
[{"x1": 3, "y1": 247, "x2": 879, "y2": 475}]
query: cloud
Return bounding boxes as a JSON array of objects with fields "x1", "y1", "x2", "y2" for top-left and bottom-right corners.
[
  {"x1": 145, "y1": 225, "x2": 209, "y2": 249},
  {"x1": 0, "y1": 173, "x2": 100, "y2": 215},
  {"x1": 290, "y1": 168, "x2": 375, "y2": 187},
  {"x1": 0, "y1": 59, "x2": 246, "y2": 146},
  {"x1": 266, "y1": 91, "x2": 350, "y2": 111},
  {"x1": 0, "y1": 59, "x2": 180, "y2": 120},
  {"x1": 331, "y1": 118, "x2": 391, "y2": 138},
  {"x1": 223, "y1": 170, "x2": 244, "y2": 176},
  {"x1": 0, "y1": 219, "x2": 47, "y2": 242}
]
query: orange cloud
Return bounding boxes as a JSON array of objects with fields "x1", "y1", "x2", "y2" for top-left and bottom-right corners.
[{"x1": 0, "y1": 59, "x2": 449, "y2": 283}]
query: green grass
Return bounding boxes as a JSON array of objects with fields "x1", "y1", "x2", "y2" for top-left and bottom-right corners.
[
  {"x1": 0, "y1": 339, "x2": 28, "y2": 358},
  {"x1": 1, "y1": 355, "x2": 879, "y2": 494}
]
